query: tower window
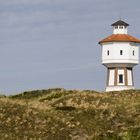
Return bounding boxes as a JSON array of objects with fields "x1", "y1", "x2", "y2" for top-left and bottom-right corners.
[
  {"x1": 119, "y1": 74, "x2": 123, "y2": 83},
  {"x1": 120, "y1": 50, "x2": 123, "y2": 55},
  {"x1": 119, "y1": 26, "x2": 123, "y2": 29},
  {"x1": 107, "y1": 50, "x2": 109, "y2": 55},
  {"x1": 133, "y1": 50, "x2": 135, "y2": 56},
  {"x1": 115, "y1": 26, "x2": 118, "y2": 29}
]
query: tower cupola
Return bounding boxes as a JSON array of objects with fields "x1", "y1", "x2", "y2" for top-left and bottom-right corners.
[{"x1": 112, "y1": 20, "x2": 129, "y2": 34}]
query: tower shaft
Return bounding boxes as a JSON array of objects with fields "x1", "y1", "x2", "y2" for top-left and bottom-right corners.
[{"x1": 106, "y1": 67, "x2": 134, "y2": 91}]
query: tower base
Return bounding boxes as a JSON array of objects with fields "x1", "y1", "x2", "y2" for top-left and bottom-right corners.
[
  {"x1": 106, "y1": 86, "x2": 135, "y2": 92},
  {"x1": 105, "y1": 67, "x2": 135, "y2": 92}
]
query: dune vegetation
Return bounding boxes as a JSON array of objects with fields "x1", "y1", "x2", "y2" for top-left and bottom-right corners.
[{"x1": 0, "y1": 88, "x2": 139, "y2": 140}]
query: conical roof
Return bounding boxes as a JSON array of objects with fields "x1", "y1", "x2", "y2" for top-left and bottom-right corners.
[
  {"x1": 111, "y1": 20, "x2": 129, "y2": 26},
  {"x1": 99, "y1": 34, "x2": 140, "y2": 44}
]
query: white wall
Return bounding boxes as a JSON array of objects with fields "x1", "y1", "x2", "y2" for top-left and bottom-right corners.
[
  {"x1": 109, "y1": 69, "x2": 114, "y2": 86},
  {"x1": 129, "y1": 42, "x2": 139, "y2": 60},
  {"x1": 106, "y1": 86, "x2": 135, "y2": 92},
  {"x1": 102, "y1": 42, "x2": 139, "y2": 66},
  {"x1": 113, "y1": 26, "x2": 128, "y2": 34},
  {"x1": 127, "y1": 69, "x2": 132, "y2": 85}
]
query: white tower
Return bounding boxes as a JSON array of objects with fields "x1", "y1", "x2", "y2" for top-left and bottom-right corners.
[{"x1": 99, "y1": 20, "x2": 140, "y2": 92}]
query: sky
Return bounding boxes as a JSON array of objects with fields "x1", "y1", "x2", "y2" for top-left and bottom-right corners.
[{"x1": 0, "y1": 0, "x2": 140, "y2": 94}]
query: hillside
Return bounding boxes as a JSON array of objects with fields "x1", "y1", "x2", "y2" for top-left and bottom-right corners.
[{"x1": 0, "y1": 88, "x2": 140, "y2": 140}]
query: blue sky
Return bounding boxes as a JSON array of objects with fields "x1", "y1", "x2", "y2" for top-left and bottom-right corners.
[{"x1": 0, "y1": 0, "x2": 140, "y2": 94}]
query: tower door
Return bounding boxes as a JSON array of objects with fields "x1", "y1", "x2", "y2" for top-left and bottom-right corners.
[
  {"x1": 117, "y1": 69, "x2": 125, "y2": 85},
  {"x1": 119, "y1": 74, "x2": 123, "y2": 83}
]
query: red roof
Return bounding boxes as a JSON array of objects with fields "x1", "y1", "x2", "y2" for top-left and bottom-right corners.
[{"x1": 99, "y1": 34, "x2": 140, "y2": 44}]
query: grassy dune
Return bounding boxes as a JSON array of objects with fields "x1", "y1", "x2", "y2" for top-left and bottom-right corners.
[{"x1": 0, "y1": 88, "x2": 140, "y2": 140}]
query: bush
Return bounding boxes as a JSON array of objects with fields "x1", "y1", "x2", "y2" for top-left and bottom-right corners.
[{"x1": 55, "y1": 106, "x2": 76, "y2": 111}]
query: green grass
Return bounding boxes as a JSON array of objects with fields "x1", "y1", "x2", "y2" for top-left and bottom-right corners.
[
  {"x1": 0, "y1": 88, "x2": 139, "y2": 140},
  {"x1": 9, "y1": 88, "x2": 64, "y2": 99}
]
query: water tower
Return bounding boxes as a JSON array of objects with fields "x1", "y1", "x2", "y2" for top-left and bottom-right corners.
[{"x1": 99, "y1": 20, "x2": 140, "y2": 91}]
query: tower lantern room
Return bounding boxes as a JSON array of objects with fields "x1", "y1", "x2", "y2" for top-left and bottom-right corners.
[
  {"x1": 112, "y1": 20, "x2": 129, "y2": 34},
  {"x1": 99, "y1": 20, "x2": 140, "y2": 92}
]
